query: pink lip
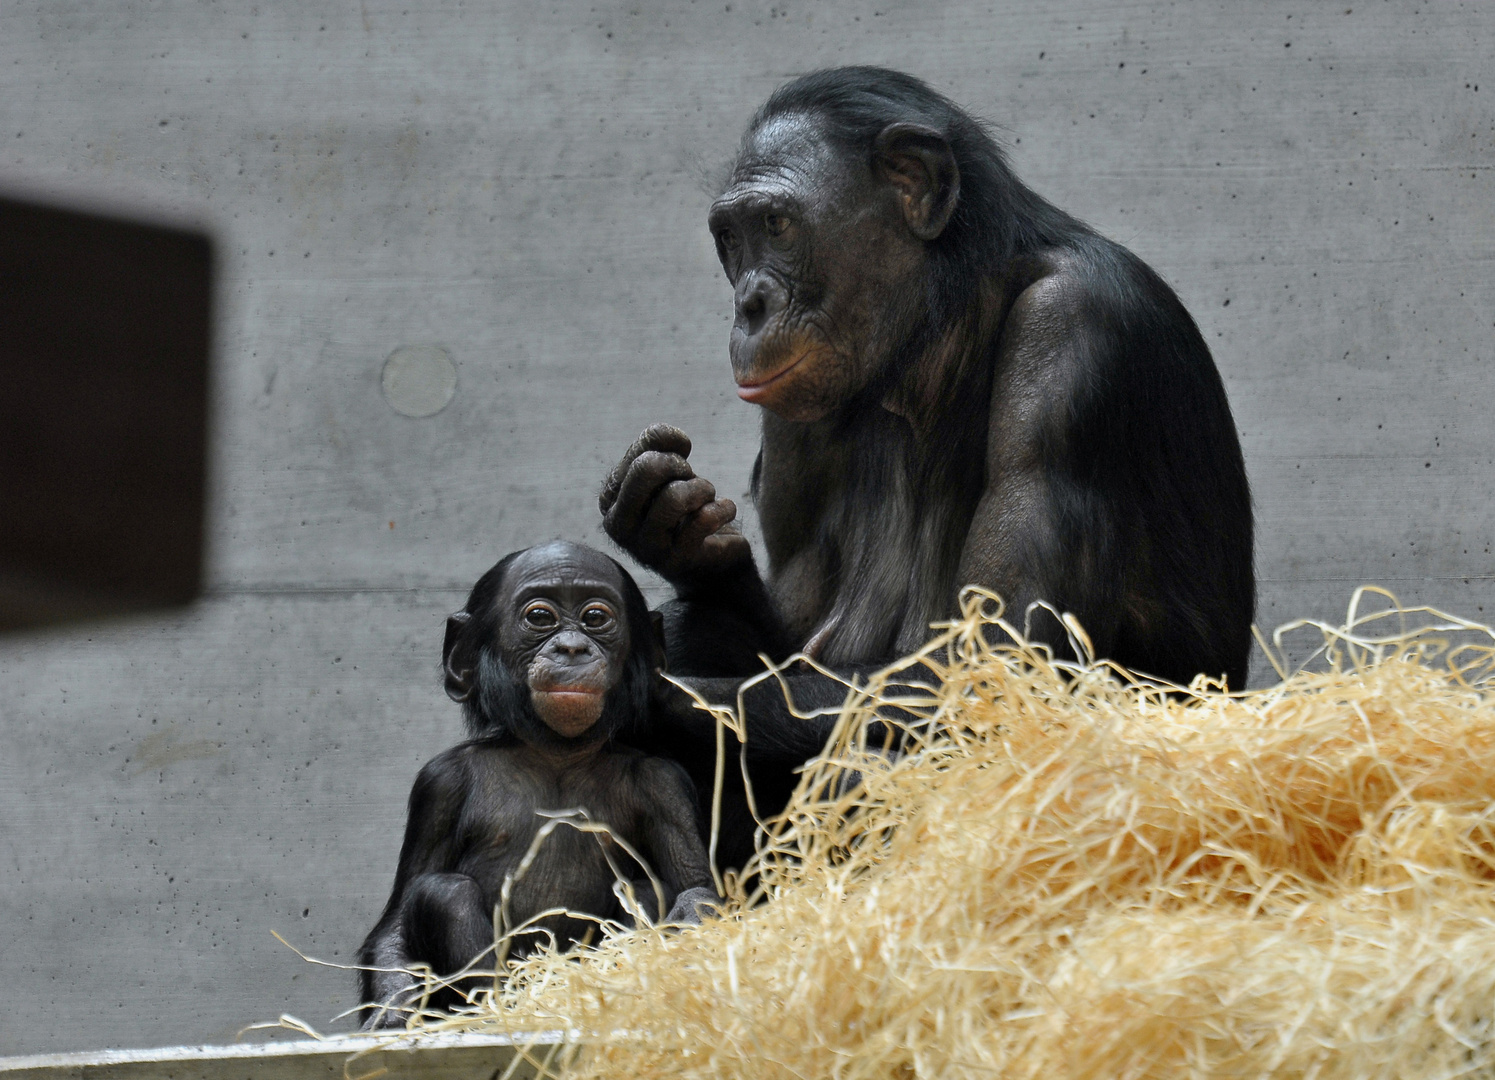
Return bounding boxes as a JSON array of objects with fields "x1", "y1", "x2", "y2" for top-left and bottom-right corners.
[{"x1": 735, "y1": 349, "x2": 811, "y2": 402}]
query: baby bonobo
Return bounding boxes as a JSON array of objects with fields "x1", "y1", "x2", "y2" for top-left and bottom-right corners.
[{"x1": 358, "y1": 541, "x2": 716, "y2": 1029}]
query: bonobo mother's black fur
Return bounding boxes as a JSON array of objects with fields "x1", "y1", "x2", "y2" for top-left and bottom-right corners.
[
  {"x1": 358, "y1": 543, "x2": 713, "y2": 1028},
  {"x1": 602, "y1": 68, "x2": 1254, "y2": 870}
]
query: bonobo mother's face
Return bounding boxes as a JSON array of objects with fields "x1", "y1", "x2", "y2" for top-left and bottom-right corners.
[
  {"x1": 494, "y1": 543, "x2": 631, "y2": 739},
  {"x1": 707, "y1": 112, "x2": 928, "y2": 422}
]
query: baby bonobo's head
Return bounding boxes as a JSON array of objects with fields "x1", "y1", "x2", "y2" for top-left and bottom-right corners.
[{"x1": 441, "y1": 541, "x2": 660, "y2": 748}]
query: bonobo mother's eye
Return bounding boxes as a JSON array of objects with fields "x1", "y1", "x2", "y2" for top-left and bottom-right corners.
[
  {"x1": 718, "y1": 228, "x2": 740, "y2": 251},
  {"x1": 523, "y1": 603, "x2": 558, "y2": 630},
  {"x1": 581, "y1": 604, "x2": 615, "y2": 630},
  {"x1": 764, "y1": 213, "x2": 791, "y2": 237}
]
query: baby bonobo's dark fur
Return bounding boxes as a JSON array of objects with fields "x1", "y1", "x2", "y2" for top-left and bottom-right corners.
[
  {"x1": 357, "y1": 542, "x2": 714, "y2": 1029},
  {"x1": 602, "y1": 67, "x2": 1255, "y2": 872}
]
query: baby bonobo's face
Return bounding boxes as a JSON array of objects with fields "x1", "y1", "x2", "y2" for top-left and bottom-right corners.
[{"x1": 495, "y1": 543, "x2": 631, "y2": 739}]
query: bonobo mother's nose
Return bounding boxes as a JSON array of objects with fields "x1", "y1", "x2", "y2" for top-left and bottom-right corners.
[{"x1": 735, "y1": 271, "x2": 788, "y2": 335}]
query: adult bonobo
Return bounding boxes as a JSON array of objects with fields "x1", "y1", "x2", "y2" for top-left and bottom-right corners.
[
  {"x1": 358, "y1": 542, "x2": 715, "y2": 1028},
  {"x1": 602, "y1": 67, "x2": 1253, "y2": 868}
]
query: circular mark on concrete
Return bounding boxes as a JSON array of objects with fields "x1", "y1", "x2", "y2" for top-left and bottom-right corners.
[{"x1": 381, "y1": 344, "x2": 457, "y2": 417}]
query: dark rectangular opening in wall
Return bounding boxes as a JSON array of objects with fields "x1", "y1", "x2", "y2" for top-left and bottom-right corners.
[{"x1": 0, "y1": 193, "x2": 213, "y2": 631}]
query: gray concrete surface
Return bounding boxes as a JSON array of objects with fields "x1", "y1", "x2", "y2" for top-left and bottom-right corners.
[{"x1": 1, "y1": 0, "x2": 1491, "y2": 1055}]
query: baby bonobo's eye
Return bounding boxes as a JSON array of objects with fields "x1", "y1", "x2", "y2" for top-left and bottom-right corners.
[
  {"x1": 523, "y1": 603, "x2": 558, "y2": 630},
  {"x1": 581, "y1": 604, "x2": 614, "y2": 630},
  {"x1": 764, "y1": 213, "x2": 791, "y2": 237}
]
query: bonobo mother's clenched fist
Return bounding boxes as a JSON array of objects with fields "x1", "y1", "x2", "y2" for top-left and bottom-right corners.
[{"x1": 599, "y1": 423, "x2": 751, "y2": 585}]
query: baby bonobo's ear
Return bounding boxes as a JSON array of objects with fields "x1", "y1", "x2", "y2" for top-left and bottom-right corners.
[
  {"x1": 442, "y1": 611, "x2": 477, "y2": 702},
  {"x1": 650, "y1": 609, "x2": 668, "y2": 673}
]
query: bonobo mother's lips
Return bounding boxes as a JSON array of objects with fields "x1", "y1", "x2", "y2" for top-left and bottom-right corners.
[{"x1": 735, "y1": 348, "x2": 813, "y2": 404}]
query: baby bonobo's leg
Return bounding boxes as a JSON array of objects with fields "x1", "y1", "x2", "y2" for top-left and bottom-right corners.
[
  {"x1": 401, "y1": 872, "x2": 494, "y2": 1010},
  {"x1": 361, "y1": 873, "x2": 493, "y2": 1030},
  {"x1": 404, "y1": 872, "x2": 492, "y2": 974}
]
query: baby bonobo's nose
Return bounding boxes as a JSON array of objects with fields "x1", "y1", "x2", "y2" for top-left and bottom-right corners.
[{"x1": 549, "y1": 630, "x2": 594, "y2": 660}]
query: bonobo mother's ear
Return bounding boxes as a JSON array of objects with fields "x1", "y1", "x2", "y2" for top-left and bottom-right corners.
[
  {"x1": 442, "y1": 612, "x2": 476, "y2": 702},
  {"x1": 873, "y1": 122, "x2": 960, "y2": 242}
]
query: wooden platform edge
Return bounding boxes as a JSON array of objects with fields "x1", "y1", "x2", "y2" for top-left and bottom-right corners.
[{"x1": 0, "y1": 1032, "x2": 565, "y2": 1080}]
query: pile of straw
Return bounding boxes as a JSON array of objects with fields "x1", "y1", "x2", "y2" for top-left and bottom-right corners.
[{"x1": 368, "y1": 588, "x2": 1495, "y2": 1078}]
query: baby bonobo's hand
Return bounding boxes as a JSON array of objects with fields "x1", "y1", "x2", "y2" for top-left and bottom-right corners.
[{"x1": 599, "y1": 424, "x2": 751, "y2": 583}]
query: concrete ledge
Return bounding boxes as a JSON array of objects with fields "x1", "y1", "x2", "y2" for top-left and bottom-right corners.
[{"x1": 0, "y1": 1033, "x2": 557, "y2": 1080}]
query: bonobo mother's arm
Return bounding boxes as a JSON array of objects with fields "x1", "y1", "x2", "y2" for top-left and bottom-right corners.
[
  {"x1": 954, "y1": 272, "x2": 1127, "y2": 661},
  {"x1": 601, "y1": 425, "x2": 912, "y2": 764},
  {"x1": 600, "y1": 424, "x2": 796, "y2": 676},
  {"x1": 651, "y1": 669, "x2": 882, "y2": 765}
]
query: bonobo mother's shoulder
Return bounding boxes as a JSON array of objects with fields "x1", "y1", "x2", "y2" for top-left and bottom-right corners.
[
  {"x1": 1016, "y1": 240, "x2": 1165, "y2": 318},
  {"x1": 1008, "y1": 242, "x2": 1203, "y2": 369}
]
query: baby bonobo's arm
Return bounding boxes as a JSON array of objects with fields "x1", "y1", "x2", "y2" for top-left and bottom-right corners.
[
  {"x1": 358, "y1": 750, "x2": 471, "y2": 1028},
  {"x1": 633, "y1": 756, "x2": 719, "y2": 924}
]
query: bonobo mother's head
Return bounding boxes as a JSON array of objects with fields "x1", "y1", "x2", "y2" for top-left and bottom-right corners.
[
  {"x1": 709, "y1": 66, "x2": 1014, "y2": 423},
  {"x1": 441, "y1": 541, "x2": 659, "y2": 746}
]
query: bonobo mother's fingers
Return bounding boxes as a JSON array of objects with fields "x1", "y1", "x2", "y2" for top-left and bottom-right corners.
[
  {"x1": 672, "y1": 497, "x2": 738, "y2": 552},
  {"x1": 699, "y1": 529, "x2": 751, "y2": 571},
  {"x1": 599, "y1": 427, "x2": 748, "y2": 578},
  {"x1": 599, "y1": 424, "x2": 693, "y2": 512},
  {"x1": 691, "y1": 500, "x2": 751, "y2": 572},
  {"x1": 602, "y1": 451, "x2": 695, "y2": 544},
  {"x1": 639, "y1": 477, "x2": 718, "y2": 552}
]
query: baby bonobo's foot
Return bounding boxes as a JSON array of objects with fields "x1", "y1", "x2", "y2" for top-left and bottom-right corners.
[
  {"x1": 361, "y1": 1003, "x2": 412, "y2": 1031},
  {"x1": 666, "y1": 885, "x2": 722, "y2": 925}
]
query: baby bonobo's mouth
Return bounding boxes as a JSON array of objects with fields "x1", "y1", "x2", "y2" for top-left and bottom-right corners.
[{"x1": 531, "y1": 686, "x2": 606, "y2": 737}]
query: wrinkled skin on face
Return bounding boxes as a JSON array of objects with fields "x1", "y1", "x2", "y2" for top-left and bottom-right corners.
[
  {"x1": 706, "y1": 113, "x2": 955, "y2": 422},
  {"x1": 490, "y1": 543, "x2": 631, "y2": 739}
]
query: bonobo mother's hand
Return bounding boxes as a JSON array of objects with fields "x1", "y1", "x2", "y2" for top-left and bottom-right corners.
[{"x1": 600, "y1": 424, "x2": 751, "y2": 583}]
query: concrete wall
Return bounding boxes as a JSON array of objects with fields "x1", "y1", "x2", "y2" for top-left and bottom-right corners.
[{"x1": 1, "y1": 0, "x2": 1490, "y2": 1055}]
